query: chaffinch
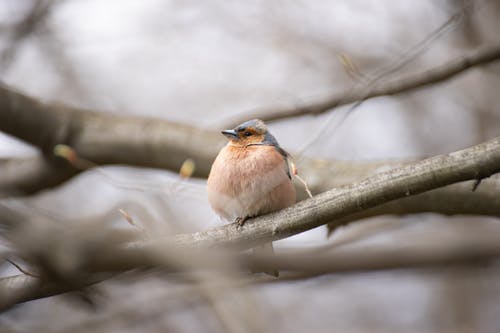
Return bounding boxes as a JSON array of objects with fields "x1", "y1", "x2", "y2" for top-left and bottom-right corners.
[{"x1": 207, "y1": 119, "x2": 296, "y2": 227}]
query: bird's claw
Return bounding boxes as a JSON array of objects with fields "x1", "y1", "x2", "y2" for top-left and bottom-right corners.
[{"x1": 235, "y1": 216, "x2": 247, "y2": 230}]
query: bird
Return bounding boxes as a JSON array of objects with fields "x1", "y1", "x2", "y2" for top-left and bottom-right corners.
[
  {"x1": 207, "y1": 119, "x2": 296, "y2": 226},
  {"x1": 207, "y1": 119, "x2": 296, "y2": 275}
]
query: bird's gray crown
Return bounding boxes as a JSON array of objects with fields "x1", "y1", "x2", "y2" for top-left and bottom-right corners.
[{"x1": 234, "y1": 119, "x2": 267, "y2": 133}]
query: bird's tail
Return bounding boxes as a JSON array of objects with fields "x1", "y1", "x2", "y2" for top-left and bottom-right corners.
[{"x1": 253, "y1": 242, "x2": 279, "y2": 277}]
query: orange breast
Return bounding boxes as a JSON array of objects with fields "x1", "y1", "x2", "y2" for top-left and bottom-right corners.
[{"x1": 207, "y1": 144, "x2": 296, "y2": 221}]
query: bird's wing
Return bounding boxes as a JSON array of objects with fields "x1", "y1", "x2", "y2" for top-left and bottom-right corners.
[{"x1": 273, "y1": 145, "x2": 292, "y2": 180}]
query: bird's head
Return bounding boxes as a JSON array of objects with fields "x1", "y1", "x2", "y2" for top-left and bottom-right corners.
[{"x1": 221, "y1": 119, "x2": 277, "y2": 147}]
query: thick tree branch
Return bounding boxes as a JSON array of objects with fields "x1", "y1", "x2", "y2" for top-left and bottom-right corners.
[
  {"x1": 0, "y1": 156, "x2": 76, "y2": 197},
  {"x1": 1, "y1": 84, "x2": 499, "y2": 223},
  {"x1": 0, "y1": 83, "x2": 222, "y2": 177},
  {"x1": 151, "y1": 136, "x2": 500, "y2": 250},
  {"x1": 248, "y1": 233, "x2": 500, "y2": 275},
  {"x1": 1, "y1": 136, "x2": 499, "y2": 309},
  {"x1": 292, "y1": 157, "x2": 500, "y2": 228},
  {"x1": 0, "y1": 272, "x2": 113, "y2": 311},
  {"x1": 1, "y1": 45, "x2": 499, "y2": 183},
  {"x1": 4, "y1": 234, "x2": 499, "y2": 311},
  {"x1": 224, "y1": 44, "x2": 500, "y2": 125},
  {"x1": 327, "y1": 178, "x2": 500, "y2": 232}
]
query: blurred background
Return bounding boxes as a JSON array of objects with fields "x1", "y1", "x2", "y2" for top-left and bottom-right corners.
[{"x1": 0, "y1": 0, "x2": 500, "y2": 332}]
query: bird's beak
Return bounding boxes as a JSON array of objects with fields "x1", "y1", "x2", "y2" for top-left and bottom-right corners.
[{"x1": 221, "y1": 129, "x2": 238, "y2": 140}]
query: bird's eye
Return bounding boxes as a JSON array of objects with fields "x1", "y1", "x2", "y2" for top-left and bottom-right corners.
[{"x1": 244, "y1": 131, "x2": 252, "y2": 137}]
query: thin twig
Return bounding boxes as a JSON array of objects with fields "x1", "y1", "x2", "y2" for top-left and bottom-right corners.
[
  {"x1": 5, "y1": 259, "x2": 38, "y2": 278},
  {"x1": 0, "y1": 0, "x2": 57, "y2": 71},
  {"x1": 225, "y1": 44, "x2": 500, "y2": 125}
]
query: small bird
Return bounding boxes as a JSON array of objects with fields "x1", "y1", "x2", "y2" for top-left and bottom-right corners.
[
  {"x1": 207, "y1": 119, "x2": 296, "y2": 276},
  {"x1": 207, "y1": 119, "x2": 296, "y2": 227}
]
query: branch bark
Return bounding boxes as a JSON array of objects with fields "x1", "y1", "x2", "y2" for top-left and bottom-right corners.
[
  {"x1": 327, "y1": 178, "x2": 500, "y2": 232},
  {"x1": 157, "y1": 136, "x2": 500, "y2": 250},
  {"x1": 248, "y1": 233, "x2": 500, "y2": 275},
  {"x1": 1, "y1": 83, "x2": 499, "y2": 224},
  {"x1": 0, "y1": 83, "x2": 222, "y2": 177},
  {"x1": 224, "y1": 44, "x2": 500, "y2": 126},
  {"x1": 0, "y1": 156, "x2": 76, "y2": 197},
  {"x1": 1, "y1": 136, "x2": 499, "y2": 309}
]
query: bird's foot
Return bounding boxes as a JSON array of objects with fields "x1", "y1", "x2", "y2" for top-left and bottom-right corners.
[{"x1": 235, "y1": 216, "x2": 248, "y2": 230}]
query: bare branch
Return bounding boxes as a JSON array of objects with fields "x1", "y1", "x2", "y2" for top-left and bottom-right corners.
[
  {"x1": 20, "y1": 136, "x2": 495, "y2": 275},
  {"x1": 158, "y1": 136, "x2": 500, "y2": 250},
  {"x1": 250, "y1": 232, "x2": 500, "y2": 276},
  {"x1": 0, "y1": 82, "x2": 222, "y2": 178},
  {"x1": 0, "y1": 84, "x2": 499, "y2": 224},
  {"x1": 0, "y1": 0, "x2": 57, "y2": 70},
  {"x1": 0, "y1": 156, "x2": 76, "y2": 197},
  {"x1": 0, "y1": 272, "x2": 112, "y2": 311},
  {"x1": 3, "y1": 229, "x2": 500, "y2": 311},
  {"x1": 224, "y1": 44, "x2": 500, "y2": 125},
  {"x1": 327, "y1": 178, "x2": 500, "y2": 233},
  {"x1": 5, "y1": 259, "x2": 38, "y2": 277},
  {"x1": 0, "y1": 135, "x2": 498, "y2": 309}
]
